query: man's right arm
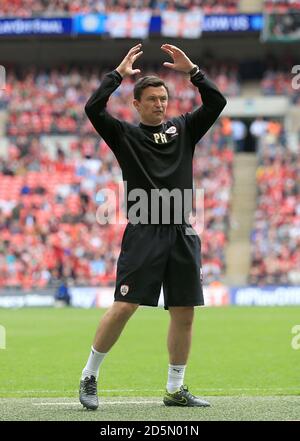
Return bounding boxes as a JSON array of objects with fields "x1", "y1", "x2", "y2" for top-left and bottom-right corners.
[
  {"x1": 85, "y1": 70, "x2": 124, "y2": 150},
  {"x1": 85, "y1": 44, "x2": 143, "y2": 150}
]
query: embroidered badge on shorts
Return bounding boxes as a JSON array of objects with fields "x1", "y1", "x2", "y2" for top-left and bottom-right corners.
[{"x1": 120, "y1": 285, "x2": 129, "y2": 296}]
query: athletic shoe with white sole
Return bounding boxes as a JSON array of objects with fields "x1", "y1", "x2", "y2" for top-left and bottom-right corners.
[
  {"x1": 79, "y1": 375, "x2": 99, "y2": 410},
  {"x1": 163, "y1": 385, "x2": 210, "y2": 407}
]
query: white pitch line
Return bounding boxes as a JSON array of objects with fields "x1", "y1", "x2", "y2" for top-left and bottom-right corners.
[
  {"x1": 32, "y1": 400, "x2": 161, "y2": 406},
  {"x1": 1, "y1": 387, "x2": 299, "y2": 395},
  {"x1": 0, "y1": 389, "x2": 164, "y2": 394},
  {"x1": 32, "y1": 403, "x2": 80, "y2": 406}
]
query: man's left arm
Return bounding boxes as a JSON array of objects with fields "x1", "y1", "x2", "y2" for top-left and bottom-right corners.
[
  {"x1": 161, "y1": 44, "x2": 227, "y2": 145},
  {"x1": 186, "y1": 69, "x2": 227, "y2": 144}
]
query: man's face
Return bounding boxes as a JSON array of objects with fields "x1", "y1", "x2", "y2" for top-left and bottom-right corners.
[{"x1": 133, "y1": 86, "x2": 168, "y2": 126}]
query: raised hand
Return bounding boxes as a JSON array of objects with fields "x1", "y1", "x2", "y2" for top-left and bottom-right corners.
[
  {"x1": 116, "y1": 44, "x2": 143, "y2": 78},
  {"x1": 161, "y1": 44, "x2": 196, "y2": 74}
]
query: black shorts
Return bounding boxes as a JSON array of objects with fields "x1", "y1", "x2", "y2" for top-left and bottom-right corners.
[{"x1": 114, "y1": 223, "x2": 204, "y2": 309}]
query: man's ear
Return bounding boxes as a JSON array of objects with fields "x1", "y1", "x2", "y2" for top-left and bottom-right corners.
[{"x1": 133, "y1": 99, "x2": 139, "y2": 111}]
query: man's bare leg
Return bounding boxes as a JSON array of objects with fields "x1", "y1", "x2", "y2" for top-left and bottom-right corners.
[
  {"x1": 79, "y1": 301, "x2": 139, "y2": 410},
  {"x1": 81, "y1": 301, "x2": 138, "y2": 379},
  {"x1": 168, "y1": 306, "x2": 194, "y2": 364},
  {"x1": 166, "y1": 306, "x2": 194, "y2": 393},
  {"x1": 93, "y1": 301, "x2": 139, "y2": 353},
  {"x1": 163, "y1": 306, "x2": 209, "y2": 406}
]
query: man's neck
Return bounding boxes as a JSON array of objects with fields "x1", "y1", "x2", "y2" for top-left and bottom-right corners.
[
  {"x1": 140, "y1": 119, "x2": 164, "y2": 127},
  {"x1": 139, "y1": 121, "x2": 164, "y2": 132}
]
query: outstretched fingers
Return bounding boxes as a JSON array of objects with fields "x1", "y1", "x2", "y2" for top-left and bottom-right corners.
[
  {"x1": 168, "y1": 44, "x2": 182, "y2": 51},
  {"x1": 132, "y1": 51, "x2": 143, "y2": 62},
  {"x1": 128, "y1": 43, "x2": 143, "y2": 56},
  {"x1": 161, "y1": 45, "x2": 174, "y2": 55},
  {"x1": 116, "y1": 44, "x2": 143, "y2": 77},
  {"x1": 163, "y1": 62, "x2": 175, "y2": 69},
  {"x1": 161, "y1": 44, "x2": 176, "y2": 69}
]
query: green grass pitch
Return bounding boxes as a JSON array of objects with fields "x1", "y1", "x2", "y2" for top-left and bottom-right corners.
[{"x1": 0, "y1": 306, "x2": 300, "y2": 421}]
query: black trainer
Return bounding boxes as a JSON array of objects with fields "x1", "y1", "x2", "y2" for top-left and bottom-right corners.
[
  {"x1": 79, "y1": 376, "x2": 99, "y2": 410},
  {"x1": 163, "y1": 385, "x2": 210, "y2": 407}
]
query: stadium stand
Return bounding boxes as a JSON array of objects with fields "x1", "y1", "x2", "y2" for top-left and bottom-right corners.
[
  {"x1": 261, "y1": 71, "x2": 300, "y2": 104},
  {"x1": 249, "y1": 120, "x2": 300, "y2": 285},
  {"x1": 0, "y1": 67, "x2": 235, "y2": 289},
  {"x1": 4, "y1": 65, "x2": 240, "y2": 138},
  {"x1": 0, "y1": 0, "x2": 241, "y2": 17},
  {"x1": 264, "y1": 0, "x2": 300, "y2": 12},
  {"x1": 1, "y1": 56, "x2": 298, "y2": 289}
]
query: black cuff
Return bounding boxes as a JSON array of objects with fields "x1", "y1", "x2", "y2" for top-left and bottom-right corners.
[
  {"x1": 189, "y1": 65, "x2": 199, "y2": 77},
  {"x1": 190, "y1": 69, "x2": 205, "y2": 84},
  {"x1": 113, "y1": 70, "x2": 123, "y2": 82}
]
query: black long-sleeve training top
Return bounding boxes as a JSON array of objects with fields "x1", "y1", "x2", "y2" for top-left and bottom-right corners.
[{"x1": 85, "y1": 69, "x2": 227, "y2": 224}]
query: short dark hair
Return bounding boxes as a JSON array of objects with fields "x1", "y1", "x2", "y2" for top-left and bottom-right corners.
[{"x1": 133, "y1": 76, "x2": 169, "y2": 101}]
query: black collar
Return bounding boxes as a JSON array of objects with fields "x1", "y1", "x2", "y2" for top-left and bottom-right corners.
[{"x1": 139, "y1": 122, "x2": 164, "y2": 133}]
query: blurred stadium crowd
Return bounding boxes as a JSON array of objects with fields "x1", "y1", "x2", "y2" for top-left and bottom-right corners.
[
  {"x1": 3, "y1": 59, "x2": 298, "y2": 139},
  {"x1": 0, "y1": 67, "x2": 235, "y2": 289},
  {"x1": 0, "y1": 0, "x2": 240, "y2": 17},
  {"x1": 264, "y1": 0, "x2": 300, "y2": 12},
  {"x1": 3, "y1": 0, "x2": 300, "y2": 18},
  {"x1": 261, "y1": 57, "x2": 300, "y2": 104},
  {"x1": 1, "y1": 61, "x2": 299, "y2": 289},
  {"x1": 2, "y1": 64, "x2": 239, "y2": 138},
  {"x1": 249, "y1": 121, "x2": 300, "y2": 286}
]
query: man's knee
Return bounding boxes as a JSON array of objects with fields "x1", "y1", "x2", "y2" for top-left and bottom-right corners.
[
  {"x1": 169, "y1": 306, "x2": 194, "y2": 328},
  {"x1": 111, "y1": 301, "x2": 139, "y2": 320}
]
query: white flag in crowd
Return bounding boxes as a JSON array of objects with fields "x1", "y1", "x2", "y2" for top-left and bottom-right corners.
[
  {"x1": 161, "y1": 10, "x2": 203, "y2": 38},
  {"x1": 106, "y1": 10, "x2": 151, "y2": 38}
]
